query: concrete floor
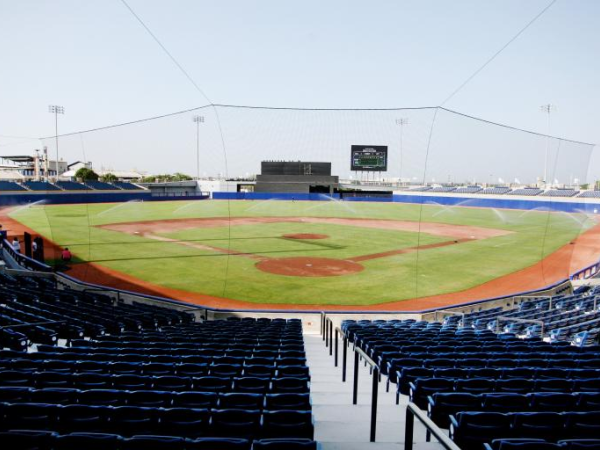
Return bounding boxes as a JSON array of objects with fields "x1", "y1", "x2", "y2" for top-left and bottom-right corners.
[{"x1": 305, "y1": 333, "x2": 449, "y2": 450}]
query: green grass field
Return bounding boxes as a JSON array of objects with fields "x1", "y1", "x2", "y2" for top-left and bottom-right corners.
[{"x1": 9, "y1": 200, "x2": 595, "y2": 306}]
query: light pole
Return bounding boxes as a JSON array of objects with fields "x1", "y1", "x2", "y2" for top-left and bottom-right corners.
[
  {"x1": 396, "y1": 118, "x2": 409, "y2": 185},
  {"x1": 540, "y1": 104, "x2": 556, "y2": 187},
  {"x1": 48, "y1": 105, "x2": 64, "y2": 178},
  {"x1": 192, "y1": 115, "x2": 204, "y2": 181}
]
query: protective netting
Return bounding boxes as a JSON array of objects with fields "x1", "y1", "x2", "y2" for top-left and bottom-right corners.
[{"x1": 6, "y1": 105, "x2": 598, "y2": 309}]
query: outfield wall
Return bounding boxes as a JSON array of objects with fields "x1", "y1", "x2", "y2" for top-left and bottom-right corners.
[{"x1": 212, "y1": 191, "x2": 600, "y2": 213}]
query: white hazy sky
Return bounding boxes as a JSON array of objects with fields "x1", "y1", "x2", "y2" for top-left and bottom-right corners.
[{"x1": 0, "y1": 0, "x2": 598, "y2": 183}]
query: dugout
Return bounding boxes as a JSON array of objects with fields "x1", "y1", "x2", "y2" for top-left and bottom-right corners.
[{"x1": 255, "y1": 161, "x2": 338, "y2": 194}]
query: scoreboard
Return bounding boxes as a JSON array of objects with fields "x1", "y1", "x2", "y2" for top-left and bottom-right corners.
[{"x1": 351, "y1": 145, "x2": 388, "y2": 171}]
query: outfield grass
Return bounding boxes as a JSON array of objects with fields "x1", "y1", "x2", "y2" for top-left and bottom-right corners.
[{"x1": 9, "y1": 200, "x2": 594, "y2": 305}]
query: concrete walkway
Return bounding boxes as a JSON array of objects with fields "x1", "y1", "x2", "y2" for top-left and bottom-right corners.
[{"x1": 305, "y1": 333, "x2": 445, "y2": 450}]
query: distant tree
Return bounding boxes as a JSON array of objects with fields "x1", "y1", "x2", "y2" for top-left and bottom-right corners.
[
  {"x1": 580, "y1": 183, "x2": 589, "y2": 190},
  {"x1": 172, "y1": 173, "x2": 193, "y2": 181},
  {"x1": 140, "y1": 173, "x2": 193, "y2": 183},
  {"x1": 75, "y1": 167, "x2": 99, "y2": 181},
  {"x1": 101, "y1": 173, "x2": 118, "y2": 182}
]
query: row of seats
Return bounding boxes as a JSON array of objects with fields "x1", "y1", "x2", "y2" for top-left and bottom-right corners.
[
  {"x1": 450, "y1": 411, "x2": 600, "y2": 450},
  {"x1": 0, "y1": 371, "x2": 310, "y2": 393},
  {"x1": 394, "y1": 365, "x2": 600, "y2": 393},
  {"x1": 0, "y1": 401, "x2": 314, "y2": 439},
  {"x1": 485, "y1": 438, "x2": 600, "y2": 450},
  {"x1": 74, "y1": 337, "x2": 305, "y2": 348},
  {"x1": 0, "y1": 430, "x2": 317, "y2": 450},
  {"x1": 0, "y1": 359, "x2": 309, "y2": 378},
  {"x1": 1, "y1": 352, "x2": 306, "y2": 367},
  {"x1": 45, "y1": 346, "x2": 306, "y2": 358},
  {"x1": 383, "y1": 355, "x2": 600, "y2": 374},
  {"x1": 0, "y1": 274, "x2": 192, "y2": 347},
  {"x1": 409, "y1": 377, "x2": 600, "y2": 407},
  {"x1": 0, "y1": 387, "x2": 310, "y2": 410},
  {"x1": 428, "y1": 391, "x2": 600, "y2": 428}
]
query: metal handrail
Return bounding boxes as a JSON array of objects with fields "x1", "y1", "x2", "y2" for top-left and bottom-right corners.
[
  {"x1": 494, "y1": 316, "x2": 545, "y2": 336},
  {"x1": 324, "y1": 320, "x2": 381, "y2": 442},
  {"x1": 353, "y1": 346, "x2": 380, "y2": 442},
  {"x1": 434, "y1": 309, "x2": 465, "y2": 325},
  {"x1": 2, "y1": 238, "x2": 52, "y2": 272},
  {"x1": 405, "y1": 402, "x2": 461, "y2": 450},
  {"x1": 512, "y1": 294, "x2": 554, "y2": 310},
  {"x1": 82, "y1": 287, "x2": 121, "y2": 303}
]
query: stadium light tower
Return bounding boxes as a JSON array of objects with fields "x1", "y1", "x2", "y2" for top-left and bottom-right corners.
[
  {"x1": 192, "y1": 115, "x2": 205, "y2": 180},
  {"x1": 395, "y1": 118, "x2": 409, "y2": 184},
  {"x1": 540, "y1": 104, "x2": 556, "y2": 187},
  {"x1": 48, "y1": 105, "x2": 65, "y2": 177}
]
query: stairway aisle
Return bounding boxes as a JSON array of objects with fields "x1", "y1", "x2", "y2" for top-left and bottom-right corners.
[{"x1": 304, "y1": 334, "x2": 440, "y2": 450}]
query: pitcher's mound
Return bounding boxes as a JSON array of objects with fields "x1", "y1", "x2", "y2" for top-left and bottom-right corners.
[
  {"x1": 282, "y1": 233, "x2": 329, "y2": 240},
  {"x1": 256, "y1": 257, "x2": 363, "y2": 277}
]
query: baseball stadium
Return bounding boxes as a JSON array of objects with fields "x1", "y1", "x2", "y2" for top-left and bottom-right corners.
[{"x1": 2, "y1": 2, "x2": 600, "y2": 450}]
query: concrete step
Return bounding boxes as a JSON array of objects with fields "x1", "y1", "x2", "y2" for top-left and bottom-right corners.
[{"x1": 305, "y1": 333, "x2": 442, "y2": 448}]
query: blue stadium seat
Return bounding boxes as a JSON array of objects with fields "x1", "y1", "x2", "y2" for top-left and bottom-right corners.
[
  {"x1": 78, "y1": 389, "x2": 126, "y2": 406},
  {"x1": 565, "y1": 412, "x2": 600, "y2": 439},
  {"x1": 232, "y1": 377, "x2": 271, "y2": 394},
  {"x1": 252, "y1": 438, "x2": 318, "y2": 449},
  {"x1": 264, "y1": 393, "x2": 311, "y2": 411},
  {"x1": 53, "y1": 433, "x2": 123, "y2": 450},
  {"x1": 172, "y1": 391, "x2": 218, "y2": 409},
  {"x1": 511, "y1": 412, "x2": 565, "y2": 441},
  {"x1": 558, "y1": 440, "x2": 600, "y2": 450},
  {"x1": 109, "y1": 406, "x2": 158, "y2": 436},
  {"x1": 30, "y1": 388, "x2": 79, "y2": 405},
  {"x1": 262, "y1": 410, "x2": 314, "y2": 439},
  {"x1": 2, "y1": 402, "x2": 60, "y2": 431},
  {"x1": 210, "y1": 409, "x2": 261, "y2": 439},
  {"x1": 428, "y1": 392, "x2": 481, "y2": 427},
  {"x1": 157, "y1": 408, "x2": 210, "y2": 438},
  {"x1": 127, "y1": 390, "x2": 172, "y2": 408},
  {"x1": 187, "y1": 437, "x2": 251, "y2": 450},
  {"x1": 0, "y1": 386, "x2": 31, "y2": 402},
  {"x1": 122, "y1": 435, "x2": 186, "y2": 449},
  {"x1": 0, "y1": 430, "x2": 57, "y2": 450},
  {"x1": 219, "y1": 392, "x2": 264, "y2": 410},
  {"x1": 450, "y1": 412, "x2": 512, "y2": 450}
]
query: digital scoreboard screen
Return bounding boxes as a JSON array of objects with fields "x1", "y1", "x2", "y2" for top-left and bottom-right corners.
[{"x1": 351, "y1": 145, "x2": 388, "y2": 171}]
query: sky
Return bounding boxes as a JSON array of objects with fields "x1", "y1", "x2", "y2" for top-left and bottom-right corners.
[{"x1": 0, "y1": 0, "x2": 598, "y2": 183}]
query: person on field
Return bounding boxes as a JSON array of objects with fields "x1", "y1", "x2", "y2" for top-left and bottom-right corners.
[
  {"x1": 61, "y1": 247, "x2": 72, "y2": 265},
  {"x1": 11, "y1": 237, "x2": 20, "y2": 253}
]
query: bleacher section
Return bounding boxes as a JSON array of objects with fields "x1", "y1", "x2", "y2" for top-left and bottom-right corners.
[
  {"x1": 481, "y1": 187, "x2": 512, "y2": 195},
  {"x1": 55, "y1": 181, "x2": 89, "y2": 191},
  {"x1": 85, "y1": 181, "x2": 121, "y2": 190},
  {"x1": 0, "y1": 273, "x2": 316, "y2": 449},
  {"x1": 542, "y1": 189, "x2": 580, "y2": 198},
  {"x1": 508, "y1": 188, "x2": 544, "y2": 196},
  {"x1": 409, "y1": 186, "x2": 432, "y2": 192},
  {"x1": 22, "y1": 181, "x2": 60, "y2": 191},
  {"x1": 458, "y1": 286, "x2": 600, "y2": 344},
  {"x1": 429, "y1": 186, "x2": 456, "y2": 193},
  {"x1": 579, "y1": 191, "x2": 600, "y2": 199},
  {"x1": 454, "y1": 186, "x2": 482, "y2": 194},
  {"x1": 0, "y1": 181, "x2": 26, "y2": 191},
  {"x1": 342, "y1": 300, "x2": 600, "y2": 450},
  {"x1": 113, "y1": 181, "x2": 143, "y2": 190}
]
